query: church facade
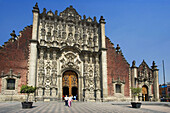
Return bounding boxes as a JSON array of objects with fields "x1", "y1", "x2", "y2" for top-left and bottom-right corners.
[{"x1": 0, "y1": 3, "x2": 159, "y2": 101}]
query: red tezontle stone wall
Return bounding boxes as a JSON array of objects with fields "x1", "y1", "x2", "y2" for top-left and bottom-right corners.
[
  {"x1": 0, "y1": 26, "x2": 32, "y2": 93},
  {"x1": 106, "y1": 37, "x2": 130, "y2": 96}
]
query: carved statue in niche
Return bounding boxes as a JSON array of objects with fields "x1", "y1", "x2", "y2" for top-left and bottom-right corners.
[
  {"x1": 51, "y1": 73, "x2": 57, "y2": 86},
  {"x1": 85, "y1": 76, "x2": 89, "y2": 88},
  {"x1": 89, "y1": 70, "x2": 93, "y2": 78},
  {"x1": 84, "y1": 64, "x2": 88, "y2": 72},
  {"x1": 52, "y1": 61, "x2": 57, "y2": 70},
  {"x1": 67, "y1": 33, "x2": 74, "y2": 46},
  {"x1": 74, "y1": 34, "x2": 79, "y2": 43},
  {"x1": 53, "y1": 30, "x2": 57, "y2": 37},
  {"x1": 88, "y1": 37, "x2": 93, "y2": 47},
  {"x1": 41, "y1": 28, "x2": 46, "y2": 36},
  {"x1": 38, "y1": 72, "x2": 44, "y2": 86},
  {"x1": 39, "y1": 60, "x2": 44, "y2": 70},
  {"x1": 68, "y1": 25, "x2": 73, "y2": 32},
  {"x1": 62, "y1": 32, "x2": 66, "y2": 40}
]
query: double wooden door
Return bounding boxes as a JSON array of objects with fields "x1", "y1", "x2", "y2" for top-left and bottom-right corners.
[
  {"x1": 142, "y1": 86, "x2": 148, "y2": 101},
  {"x1": 62, "y1": 71, "x2": 78, "y2": 97}
]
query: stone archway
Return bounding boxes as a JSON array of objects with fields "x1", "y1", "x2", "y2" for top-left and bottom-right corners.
[
  {"x1": 62, "y1": 71, "x2": 78, "y2": 100},
  {"x1": 142, "y1": 85, "x2": 149, "y2": 101}
]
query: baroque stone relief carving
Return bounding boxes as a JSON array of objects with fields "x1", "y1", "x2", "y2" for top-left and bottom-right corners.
[
  {"x1": 60, "y1": 51, "x2": 81, "y2": 72},
  {"x1": 137, "y1": 64, "x2": 153, "y2": 83}
]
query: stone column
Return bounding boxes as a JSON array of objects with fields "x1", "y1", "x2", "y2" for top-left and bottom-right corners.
[
  {"x1": 58, "y1": 75, "x2": 62, "y2": 101},
  {"x1": 95, "y1": 56, "x2": 101, "y2": 101},
  {"x1": 131, "y1": 60, "x2": 137, "y2": 88},
  {"x1": 148, "y1": 84, "x2": 153, "y2": 101},
  {"x1": 80, "y1": 76, "x2": 84, "y2": 101},
  {"x1": 138, "y1": 83, "x2": 142, "y2": 101},
  {"x1": 99, "y1": 16, "x2": 108, "y2": 100},
  {"x1": 83, "y1": 53, "x2": 89, "y2": 101},
  {"x1": 152, "y1": 61, "x2": 159, "y2": 101},
  {"x1": 28, "y1": 3, "x2": 39, "y2": 87}
]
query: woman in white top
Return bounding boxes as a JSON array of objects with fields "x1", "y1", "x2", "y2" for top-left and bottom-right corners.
[{"x1": 68, "y1": 95, "x2": 73, "y2": 107}]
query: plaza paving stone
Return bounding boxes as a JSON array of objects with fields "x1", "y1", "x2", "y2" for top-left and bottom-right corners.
[{"x1": 0, "y1": 101, "x2": 169, "y2": 113}]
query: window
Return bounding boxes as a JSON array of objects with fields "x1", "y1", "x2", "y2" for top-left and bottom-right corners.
[
  {"x1": 116, "y1": 84, "x2": 121, "y2": 93},
  {"x1": 7, "y1": 79, "x2": 15, "y2": 90},
  {"x1": 168, "y1": 88, "x2": 170, "y2": 92}
]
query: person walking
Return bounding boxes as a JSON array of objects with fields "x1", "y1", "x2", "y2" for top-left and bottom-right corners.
[
  {"x1": 68, "y1": 95, "x2": 73, "y2": 107},
  {"x1": 64, "y1": 95, "x2": 68, "y2": 106}
]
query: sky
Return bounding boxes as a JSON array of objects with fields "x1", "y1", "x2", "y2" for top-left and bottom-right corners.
[{"x1": 0, "y1": 0, "x2": 169, "y2": 84}]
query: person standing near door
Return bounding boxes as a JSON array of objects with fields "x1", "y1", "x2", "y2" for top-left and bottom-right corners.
[
  {"x1": 68, "y1": 95, "x2": 73, "y2": 107},
  {"x1": 64, "y1": 95, "x2": 68, "y2": 106}
]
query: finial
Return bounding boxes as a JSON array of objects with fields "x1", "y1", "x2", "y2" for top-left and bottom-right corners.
[
  {"x1": 116, "y1": 44, "x2": 120, "y2": 52},
  {"x1": 132, "y1": 60, "x2": 136, "y2": 67},
  {"x1": 99, "y1": 16, "x2": 106, "y2": 23},
  {"x1": 83, "y1": 15, "x2": 86, "y2": 20},
  {"x1": 35, "y1": 2, "x2": 38, "y2": 7},
  {"x1": 10, "y1": 30, "x2": 16, "y2": 39},
  {"x1": 153, "y1": 61, "x2": 155, "y2": 66},
  {"x1": 33, "y1": 2, "x2": 39, "y2": 13},
  {"x1": 55, "y1": 10, "x2": 58, "y2": 15},
  {"x1": 43, "y1": 8, "x2": 46, "y2": 14},
  {"x1": 70, "y1": 5, "x2": 73, "y2": 8},
  {"x1": 93, "y1": 16, "x2": 97, "y2": 22},
  {"x1": 152, "y1": 61, "x2": 158, "y2": 70}
]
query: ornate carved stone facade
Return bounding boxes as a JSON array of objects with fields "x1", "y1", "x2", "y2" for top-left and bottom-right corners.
[
  {"x1": 0, "y1": 3, "x2": 159, "y2": 101},
  {"x1": 29, "y1": 4, "x2": 104, "y2": 101}
]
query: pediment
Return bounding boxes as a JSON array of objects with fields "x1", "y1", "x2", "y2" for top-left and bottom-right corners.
[{"x1": 59, "y1": 5, "x2": 81, "y2": 21}]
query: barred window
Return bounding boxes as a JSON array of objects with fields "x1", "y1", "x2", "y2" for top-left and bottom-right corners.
[
  {"x1": 7, "y1": 79, "x2": 15, "y2": 90},
  {"x1": 116, "y1": 84, "x2": 121, "y2": 93}
]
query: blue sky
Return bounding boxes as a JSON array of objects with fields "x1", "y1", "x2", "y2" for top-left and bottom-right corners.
[{"x1": 0, "y1": 0, "x2": 169, "y2": 84}]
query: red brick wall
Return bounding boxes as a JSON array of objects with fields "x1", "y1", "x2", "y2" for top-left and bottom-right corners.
[
  {"x1": 106, "y1": 37, "x2": 130, "y2": 96},
  {"x1": 0, "y1": 26, "x2": 32, "y2": 93}
]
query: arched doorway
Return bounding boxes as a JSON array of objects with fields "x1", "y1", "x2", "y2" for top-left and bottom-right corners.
[
  {"x1": 142, "y1": 85, "x2": 148, "y2": 101},
  {"x1": 62, "y1": 71, "x2": 78, "y2": 100}
]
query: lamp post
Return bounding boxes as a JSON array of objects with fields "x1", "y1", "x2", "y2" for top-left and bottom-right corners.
[{"x1": 162, "y1": 60, "x2": 166, "y2": 98}]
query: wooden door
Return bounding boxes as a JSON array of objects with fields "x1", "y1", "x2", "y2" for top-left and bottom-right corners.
[
  {"x1": 142, "y1": 86, "x2": 148, "y2": 101},
  {"x1": 62, "y1": 71, "x2": 78, "y2": 97}
]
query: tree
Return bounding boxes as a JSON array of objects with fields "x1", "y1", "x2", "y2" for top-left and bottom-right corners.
[
  {"x1": 20, "y1": 85, "x2": 36, "y2": 102},
  {"x1": 131, "y1": 87, "x2": 142, "y2": 101}
]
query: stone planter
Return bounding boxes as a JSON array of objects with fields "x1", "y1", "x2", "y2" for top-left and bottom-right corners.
[
  {"x1": 21, "y1": 102, "x2": 33, "y2": 109},
  {"x1": 131, "y1": 102, "x2": 142, "y2": 108}
]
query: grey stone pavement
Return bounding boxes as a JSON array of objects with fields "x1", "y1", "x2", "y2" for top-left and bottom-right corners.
[{"x1": 0, "y1": 101, "x2": 169, "y2": 113}]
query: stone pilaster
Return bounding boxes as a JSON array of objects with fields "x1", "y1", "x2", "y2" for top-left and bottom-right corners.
[
  {"x1": 99, "y1": 16, "x2": 108, "y2": 100},
  {"x1": 28, "y1": 3, "x2": 39, "y2": 87},
  {"x1": 152, "y1": 61, "x2": 159, "y2": 101}
]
